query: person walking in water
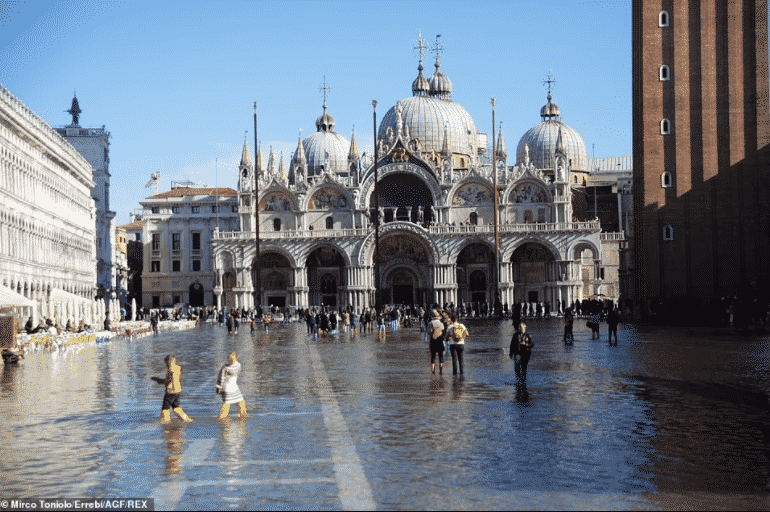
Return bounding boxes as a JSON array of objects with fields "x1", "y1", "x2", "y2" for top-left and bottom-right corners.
[
  {"x1": 216, "y1": 352, "x2": 248, "y2": 420},
  {"x1": 152, "y1": 355, "x2": 193, "y2": 423},
  {"x1": 510, "y1": 322, "x2": 534, "y2": 392},
  {"x1": 447, "y1": 314, "x2": 469, "y2": 375},
  {"x1": 563, "y1": 308, "x2": 574, "y2": 344},
  {"x1": 607, "y1": 307, "x2": 621, "y2": 345},
  {"x1": 429, "y1": 311, "x2": 446, "y2": 374}
]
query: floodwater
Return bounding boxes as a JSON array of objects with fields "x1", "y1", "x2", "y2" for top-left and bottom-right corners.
[{"x1": 2, "y1": 318, "x2": 770, "y2": 510}]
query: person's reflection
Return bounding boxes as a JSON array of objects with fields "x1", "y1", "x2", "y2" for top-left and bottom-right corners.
[
  {"x1": 219, "y1": 415, "x2": 247, "y2": 468},
  {"x1": 162, "y1": 426, "x2": 184, "y2": 475},
  {"x1": 428, "y1": 374, "x2": 447, "y2": 403},
  {"x1": 451, "y1": 377, "x2": 465, "y2": 402}
]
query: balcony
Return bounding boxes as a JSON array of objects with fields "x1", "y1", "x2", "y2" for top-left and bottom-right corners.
[{"x1": 212, "y1": 220, "x2": 602, "y2": 242}]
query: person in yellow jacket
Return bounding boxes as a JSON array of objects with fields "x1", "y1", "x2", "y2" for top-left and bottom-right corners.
[{"x1": 152, "y1": 355, "x2": 194, "y2": 424}]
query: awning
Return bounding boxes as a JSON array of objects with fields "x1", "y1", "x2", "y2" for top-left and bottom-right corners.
[
  {"x1": 0, "y1": 285, "x2": 37, "y2": 308},
  {"x1": 49, "y1": 288, "x2": 91, "y2": 304}
]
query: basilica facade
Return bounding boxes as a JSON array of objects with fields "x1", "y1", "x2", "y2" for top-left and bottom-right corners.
[{"x1": 212, "y1": 53, "x2": 624, "y2": 312}]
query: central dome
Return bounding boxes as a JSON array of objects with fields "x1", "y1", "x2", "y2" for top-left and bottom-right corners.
[{"x1": 379, "y1": 96, "x2": 478, "y2": 157}]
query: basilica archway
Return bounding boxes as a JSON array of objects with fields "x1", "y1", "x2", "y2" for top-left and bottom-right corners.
[
  {"x1": 510, "y1": 242, "x2": 557, "y2": 304},
  {"x1": 375, "y1": 231, "x2": 432, "y2": 305},
  {"x1": 189, "y1": 282, "x2": 205, "y2": 307},
  {"x1": 253, "y1": 251, "x2": 292, "y2": 308},
  {"x1": 456, "y1": 242, "x2": 495, "y2": 306},
  {"x1": 306, "y1": 246, "x2": 346, "y2": 307},
  {"x1": 369, "y1": 173, "x2": 435, "y2": 223}
]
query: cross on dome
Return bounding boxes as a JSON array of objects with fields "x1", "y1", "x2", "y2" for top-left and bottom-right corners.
[
  {"x1": 432, "y1": 34, "x2": 444, "y2": 66},
  {"x1": 413, "y1": 29, "x2": 427, "y2": 62},
  {"x1": 543, "y1": 69, "x2": 556, "y2": 98},
  {"x1": 319, "y1": 77, "x2": 331, "y2": 109}
]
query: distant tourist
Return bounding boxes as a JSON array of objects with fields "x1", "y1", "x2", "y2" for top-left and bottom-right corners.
[
  {"x1": 447, "y1": 314, "x2": 469, "y2": 375},
  {"x1": 429, "y1": 311, "x2": 446, "y2": 374},
  {"x1": 510, "y1": 322, "x2": 534, "y2": 392}
]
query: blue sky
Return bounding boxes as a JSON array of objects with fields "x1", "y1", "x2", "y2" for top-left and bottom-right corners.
[{"x1": 0, "y1": 0, "x2": 632, "y2": 224}]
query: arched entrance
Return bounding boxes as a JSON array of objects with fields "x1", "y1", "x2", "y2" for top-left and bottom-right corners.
[
  {"x1": 510, "y1": 242, "x2": 556, "y2": 304},
  {"x1": 253, "y1": 252, "x2": 292, "y2": 308},
  {"x1": 376, "y1": 232, "x2": 431, "y2": 305},
  {"x1": 306, "y1": 246, "x2": 345, "y2": 307},
  {"x1": 370, "y1": 173, "x2": 434, "y2": 223},
  {"x1": 457, "y1": 243, "x2": 495, "y2": 306},
  {"x1": 222, "y1": 272, "x2": 236, "y2": 309},
  {"x1": 189, "y1": 282, "x2": 205, "y2": 307}
]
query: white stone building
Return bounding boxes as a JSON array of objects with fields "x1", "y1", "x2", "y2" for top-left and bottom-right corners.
[
  {"x1": 0, "y1": 83, "x2": 99, "y2": 321},
  {"x1": 211, "y1": 47, "x2": 626, "y2": 312},
  {"x1": 138, "y1": 186, "x2": 238, "y2": 309},
  {"x1": 53, "y1": 94, "x2": 116, "y2": 301}
]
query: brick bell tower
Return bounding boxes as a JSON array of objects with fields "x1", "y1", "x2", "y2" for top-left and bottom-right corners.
[{"x1": 632, "y1": 0, "x2": 770, "y2": 320}]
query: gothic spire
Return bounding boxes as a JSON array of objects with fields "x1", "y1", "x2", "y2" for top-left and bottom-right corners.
[
  {"x1": 256, "y1": 143, "x2": 265, "y2": 173},
  {"x1": 495, "y1": 125, "x2": 507, "y2": 161},
  {"x1": 279, "y1": 152, "x2": 286, "y2": 182},
  {"x1": 240, "y1": 137, "x2": 253, "y2": 168},
  {"x1": 348, "y1": 127, "x2": 359, "y2": 162},
  {"x1": 294, "y1": 131, "x2": 307, "y2": 165},
  {"x1": 441, "y1": 124, "x2": 450, "y2": 158},
  {"x1": 267, "y1": 146, "x2": 276, "y2": 175},
  {"x1": 555, "y1": 126, "x2": 567, "y2": 157}
]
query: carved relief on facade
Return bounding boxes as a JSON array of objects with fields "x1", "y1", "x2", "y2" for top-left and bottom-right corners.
[
  {"x1": 308, "y1": 188, "x2": 349, "y2": 210},
  {"x1": 378, "y1": 234, "x2": 429, "y2": 263},
  {"x1": 452, "y1": 183, "x2": 493, "y2": 206}
]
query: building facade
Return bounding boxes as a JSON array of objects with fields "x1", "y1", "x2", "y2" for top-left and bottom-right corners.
[
  {"x1": 212, "y1": 47, "x2": 626, "y2": 312},
  {"x1": 53, "y1": 94, "x2": 116, "y2": 301},
  {"x1": 632, "y1": 1, "x2": 770, "y2": 317},
  {"x1": 138, "y1": 187, "x2": 238, "y2": 309},
  {"x1": 0, "y1": 83, "x2": 97, "y2": 310}
]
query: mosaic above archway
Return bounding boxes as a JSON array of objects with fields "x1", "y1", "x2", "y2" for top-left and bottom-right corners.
[
  {"x1": 260, "y1": 193, "x2": 293, "y2": 212},
  {"x1": 309, "y1": 188, "x2": 349, "y2": 210},
  {"x1": 452, "y1": 183, "x2": 493, "y2": 206},
  {"x1": 378, "y1": 234, "x2": 429, "y2": 263},
  {"x1": 510, "y1": 183, "x2": 548, "y2": 203}
]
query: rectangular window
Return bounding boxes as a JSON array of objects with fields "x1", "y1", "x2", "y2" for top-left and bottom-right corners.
[
  {"x1": 151, "y1": 233, "x2": 160, "y2": 251},
  {"x1": 192, "y1": 232, "x2": 201, "y2": 251},
  {"x1": 173, "y1": 295, "x2": 181, "y2": 305},
  {"x1": 151, "y1": 207, "x2": 159, "y2": 214},
  {"x1": 172, "y1": 206, "x2": 180, "y2": 214},
  {"x1": 192, "y1": 206, "x2": 200, "y2": 213},
  {"x1": 212, "y1": 205, "x2": 217, "y2": 213},
  {"x1": 231, "y1": 205, "x2": 238, "y2": 213},
  {"x1": 152, "y1": 296, "x2": 160, "y2": 308},
  {"x1": 135, "y1": 233, "x2": 140, "y2": 241},
  {"x1": 151, "y1": 260, "x2": 160, "y2": 272},
  {"x1": 172, "y1": 233, "x2": 181, "y2": 251},
  {"x1": 172, "y1": 260, "x2": 181, "y2": 272},
  {"x1": 192, "y1": 259, "x2": 201, "y2": 272}
]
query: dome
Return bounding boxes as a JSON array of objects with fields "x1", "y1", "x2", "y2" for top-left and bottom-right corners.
[
  {"x1": 516, "y1": 95, "x2": 587, "y2": 172},
  {"x1": 303, "y1": 104, "x2": 349, "y2": 175},
  {"x1": 378, "y1": 95, "x2": 478, "y2": 158}
]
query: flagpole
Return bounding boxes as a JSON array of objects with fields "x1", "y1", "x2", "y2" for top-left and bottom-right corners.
[{"x1": 254, "y1": 102, "x2": 261, "y2": 308}]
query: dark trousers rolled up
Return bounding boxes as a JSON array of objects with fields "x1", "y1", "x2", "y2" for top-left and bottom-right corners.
[
  {"x1": 450, "y1": 344, "x2": 465, "y2": 375},
  {"x1": 515, "y1": 353, "x2": 531, "y2": 388}
]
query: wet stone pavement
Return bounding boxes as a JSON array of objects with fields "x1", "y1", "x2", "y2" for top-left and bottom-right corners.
[{"x1": 2, "y1": 318, "x2": 770, "y2": 510}]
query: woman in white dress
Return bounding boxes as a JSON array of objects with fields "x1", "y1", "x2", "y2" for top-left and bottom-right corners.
[{"x1": 216, "y1": 352, "x2": 248, "y2": 420}]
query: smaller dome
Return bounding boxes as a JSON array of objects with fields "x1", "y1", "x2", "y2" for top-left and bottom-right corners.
[
  {"x1": 428, "y1": 61, "x2": 453, "y2": 99},
  {"x1": 540, "y1": 92, "x2": 562, "y2": 119},
  {"x1": 315, "y1": 105, "x2": 336, "y2": 132},
  {"x1": 412, "y1": 63, "x2": 430, "y2": 96}
]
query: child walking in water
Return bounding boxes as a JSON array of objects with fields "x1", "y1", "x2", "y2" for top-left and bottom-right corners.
[
  {"x1": 151, "y1": 355, "x2": 193, "y2": 424},
  {"x1": 216, "y1": 352, "x2": 248, "y2": 420}
]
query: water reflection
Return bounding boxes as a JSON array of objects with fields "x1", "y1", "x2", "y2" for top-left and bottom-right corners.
[{"x1": 162, "y1": 426, "x2": 185, "y2": 475}]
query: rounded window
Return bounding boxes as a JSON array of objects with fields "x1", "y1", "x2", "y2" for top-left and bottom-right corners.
[
  {"x1": 661, "y1": 172, "x2": 672, "y2": 188},
  {"x1": 663, "y1": 225, "x2": 673, "y2": 240},
  {"x1": 660, "y1": 119, "x2": 671, "y2": 135},
  {"x1": 660, "y1": 65, "x2": 670, "y2": 81},
  {"x1": 659, "y1": 11, "x2": 669, "y2": 27}
]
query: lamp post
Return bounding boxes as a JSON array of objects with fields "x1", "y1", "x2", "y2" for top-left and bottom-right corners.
[
  {"x1": 372, "y1": 100, "x2": 381, "y2": 310},
  {"x1": 253, "y1": 102, "x2": 261, "y2": 308}
]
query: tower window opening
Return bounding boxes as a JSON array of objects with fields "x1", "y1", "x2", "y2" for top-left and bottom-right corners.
[
  {"x1": 326, "y1": 217, "x2": 333, "y2": 230},
  {"x1": 661, "y1": 172, "x2": 672, "y2": 188},
  {"x1": 663, "y1": 225, "x2": 673, "y2": 240},
  {"x1": 660, "y1": 65, "x2": 670, "y2": 81},
  {"x1": 273, "y1": 218, "x2": 281, "y2": 231},
  {"x1": 660, "y1": 119, "x2": 671, "y2": 135},
  {"x1": 469, "y1": 212, "x2": 478, "y2": 225},
  {"x1": 659, "y1": 11, "x2": 669, "y2": 27}
]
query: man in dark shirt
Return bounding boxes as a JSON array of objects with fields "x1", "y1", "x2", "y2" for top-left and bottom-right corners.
[
  {"x1": 607, "y1": 307, "x2": 621, "y2": 345},
  {"x1": 510, "y1": 322, "x2": 535, "y2": 391}
]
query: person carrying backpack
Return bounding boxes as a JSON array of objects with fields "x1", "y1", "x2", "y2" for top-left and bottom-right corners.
[
  {"x1": 429, "y1": 311, "x2": 446, "y2": 374},
  {"x1": 446, "y1": 314, "x2": 469, "y2": 375}
]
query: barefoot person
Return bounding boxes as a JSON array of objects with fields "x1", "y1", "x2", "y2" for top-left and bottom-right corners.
[
  {"x1": 216, "y1": 352, "x2": 248, "y2": 420},
  {"x1": 151, "y1": 355, "x2": 193, "y2": 423}
]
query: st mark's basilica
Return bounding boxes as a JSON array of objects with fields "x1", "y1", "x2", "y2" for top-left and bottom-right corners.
[{"x1": 210, "y1": 37, "x2": 625, "y2": 313}]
